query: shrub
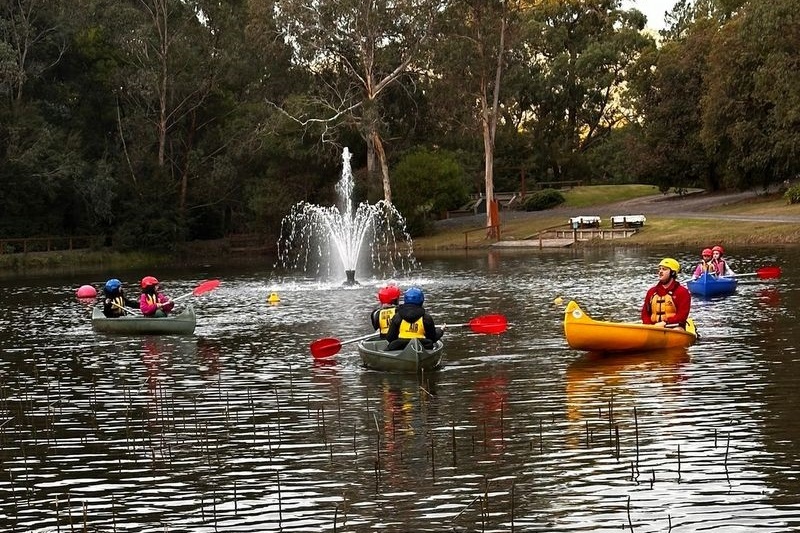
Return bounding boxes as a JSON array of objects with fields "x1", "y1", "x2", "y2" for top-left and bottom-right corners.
[
  {"x1": 521, "y1": 189, "x2": 566, "y2": 211},
  {"x1": 784, "y1": 183, "x2": 800, "y2": 204}
]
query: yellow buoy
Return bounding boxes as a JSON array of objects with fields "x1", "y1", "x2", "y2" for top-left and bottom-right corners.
[
  {"x1": 268, "y1": 292, "x2": 281, "y2": 304},
  {"x1": 553, "y1": 296, "x2": 564, "y2": 305}
]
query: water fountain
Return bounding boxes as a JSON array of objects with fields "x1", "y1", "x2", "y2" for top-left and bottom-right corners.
[{"x1": 276, "y1": 148, "x2": 417, "y2": 285}]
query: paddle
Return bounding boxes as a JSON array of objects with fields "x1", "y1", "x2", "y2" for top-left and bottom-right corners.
[
  {"x1": 729, "y1": 266, "x2": 781, "y2": 279},
  {"x1": 110, "y1": 301, "x2": 141, "y2": 316},
  {"x1": 310, "y1": 332, "x2": 378, "y2": 359},
  {"x1": 446, "y1": 314, "x2": 508, "y2": 334},
  {"x1": 171, "y1": 279, "x2": 221, "y2": 302}
]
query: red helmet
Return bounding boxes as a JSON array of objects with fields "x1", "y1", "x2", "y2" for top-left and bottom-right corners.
[
  {"x1": 141, "y1": 276, "x2": 159, "y2": 289},
  {"x1": 378, "y1": 285, "x2": 401, "y2": 305},
  {"x1": 712, "y1": 245, "x2": 724, "y2": 254},
  {"x1": 702, "y1": 248, "x2": 712, "y2": 257}
]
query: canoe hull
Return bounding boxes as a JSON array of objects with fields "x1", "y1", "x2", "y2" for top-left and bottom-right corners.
[
  {"x1": 91, "y1": 306, "x2": 196, "y2": 335},
  {"x1": 564, "y1": 301, "x2": 696, "y2": 354},
  {"x1": 358, "y1": 339, "x2": 444, "y2": 372},
  {"x1": 687, "y1": 273, "x2": 737, "y2": 297}
]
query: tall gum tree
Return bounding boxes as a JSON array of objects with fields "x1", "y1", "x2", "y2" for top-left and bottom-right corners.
[{"x1": 269, "y1": 0, "x2": 447, "y2": 203}]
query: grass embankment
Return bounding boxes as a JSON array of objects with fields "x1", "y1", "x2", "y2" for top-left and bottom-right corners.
[{"x1": 414, "y1": 185, "x2": 800, "y2": 250}]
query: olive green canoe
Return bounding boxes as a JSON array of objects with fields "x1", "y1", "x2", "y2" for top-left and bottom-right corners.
[
  {"x1": 357, "y1": 338, "x2": 444, "y2": 372},
  {"x1": 91, "y1": 306, "x2": 196, "y2": 335}
]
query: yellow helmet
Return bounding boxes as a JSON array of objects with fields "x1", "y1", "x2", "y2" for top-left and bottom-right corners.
[{"x1": 659, "y1": 257, "x2": 680, "y2": 273}]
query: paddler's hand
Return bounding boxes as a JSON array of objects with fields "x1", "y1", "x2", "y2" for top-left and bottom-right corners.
[{"x1": 654, "y1": 321, "x2": 667, "y2": 328}]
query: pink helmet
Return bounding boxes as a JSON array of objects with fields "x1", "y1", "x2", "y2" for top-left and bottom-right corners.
[
  {"x1": 712, "y1": 245, "x2": 724, "y2": 254},
  {"x1": 702, "y1": 248, "x2": 712, "y2": 257},
  {"x1": 141, "y1": 276, "x2": 159, "y2": 289}
]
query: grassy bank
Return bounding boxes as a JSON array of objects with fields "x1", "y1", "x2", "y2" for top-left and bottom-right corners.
[{"x1": 413, "y1": 186, "x2": 800, "y2": 250}]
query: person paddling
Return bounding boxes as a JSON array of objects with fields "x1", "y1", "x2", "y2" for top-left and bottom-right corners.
[
  {"x1": 101, "y1": 278, "x2": 140, "y2": 317},
  {"x1": 385, "y1": 287, "x2": 444, "y2": 350},
  {"x1": 711, "y1": 245, "x2": 735, "y2": 277},
  {"x1": 139, "y1": 276, "x2": 174, "y2": 317},
  {"x1": 691, "y1": 248, "x2": 716, "y2": 280},
  {"x1": 641, "y1": 258, "x2": 691, "y2": 330},
  {"x1": 371, "y1": 285, "x2": 401, "y2": 339}
]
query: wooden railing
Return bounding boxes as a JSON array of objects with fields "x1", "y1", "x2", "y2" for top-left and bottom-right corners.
[
  {"x1": 0, "y1": 236, "x2": 100, "y2": 254},
  {"x1": 463, "y1": 225, "x2": 501, "y2": 249}
]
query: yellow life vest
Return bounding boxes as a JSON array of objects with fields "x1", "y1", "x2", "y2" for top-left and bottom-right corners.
[
  {"x1": 649, "y1": 292, "x2": 677, "y2": 323},
  {"x1": 398, "y1": 317, "x2": 426, "y2": 339},
  {"x1": 377, "y1": 307, "x2": 396, "y2": 335},
  {"x1": 111, "y1": 295, "x2": 127, "y2": 315},
  {"x1": 145, "y1": 294, "x2": 158, "y2": 306},
  {"x1": 700, "y1": 260, "x2": 714, "y2": 273}
]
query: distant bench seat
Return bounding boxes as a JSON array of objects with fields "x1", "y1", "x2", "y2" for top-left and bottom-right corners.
[
  {"x1": 611, "y1": 215, "x2": 646, "y2": 228},
  {"x1": 568, "y1": 216, "x2": 601, "y2": 229}
]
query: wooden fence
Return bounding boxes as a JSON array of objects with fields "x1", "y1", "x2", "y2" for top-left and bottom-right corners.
[{"x1": 0, "y1": 236, "x2": 100, "y2": 254}]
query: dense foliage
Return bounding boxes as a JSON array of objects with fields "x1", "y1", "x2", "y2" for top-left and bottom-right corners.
[{"x1": 1, "y1": 0, "x2": 796, "y2": 244}]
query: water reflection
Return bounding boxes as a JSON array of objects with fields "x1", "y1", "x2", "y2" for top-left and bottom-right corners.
[{"x1": 1, "y1": 249, "x2": 799, "y2": 532}]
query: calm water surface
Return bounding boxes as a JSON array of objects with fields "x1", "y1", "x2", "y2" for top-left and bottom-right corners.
[{"x1": 1, "y1": 247, "x2": 799, "y2": 532}]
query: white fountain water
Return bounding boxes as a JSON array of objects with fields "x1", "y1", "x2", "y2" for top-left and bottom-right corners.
[{"x1": 276, "y1": 148, "x2": 417, "y2": 285}]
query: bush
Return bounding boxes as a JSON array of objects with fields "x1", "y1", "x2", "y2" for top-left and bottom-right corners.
[
  {"x1": 521, "y1": 189, "x2": 566, "y2": 211},
  {"x1": 784, "y1": 183, "x2": 800, "y2": 204}
]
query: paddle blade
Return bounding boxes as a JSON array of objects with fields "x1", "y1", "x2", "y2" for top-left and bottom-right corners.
[
  {"x1": 193, "y1": 279, "x2": 221, "y2": 296},
  {"x1": 468, "y1": 314, "x2": 508, "y2": 334},
  {"x1": 310, "y1": 337, "x2": 343, "y2": 359},
  {"x1": 757, "y1": 266, "x2": 781, "y2": 279}
]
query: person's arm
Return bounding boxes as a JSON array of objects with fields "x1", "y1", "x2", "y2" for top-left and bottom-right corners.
[
  {"x1": 423, "y1": 314, "x2": 439, "y2": 341},
  {"x1": 692, "y1": 264, "x2": 702, "y2": 279},
  {"x1": 370, "y1": 308, "x2": 380, "y2": 330},
  {"x1": 159, "y1": 293, "x2": 175, "y2": 312},
  {"x1": 641, "y1": 288, "x2": 654, "y2": 324}
]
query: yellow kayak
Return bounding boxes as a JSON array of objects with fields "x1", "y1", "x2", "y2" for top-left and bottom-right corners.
[{"x1": 563, "y1": 300, "x2": 697, "y2": 353}]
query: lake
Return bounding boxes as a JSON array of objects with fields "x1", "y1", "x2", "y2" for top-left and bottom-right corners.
[{"x1": 1, "y1": 246, "x2": 798, "y2": 532}]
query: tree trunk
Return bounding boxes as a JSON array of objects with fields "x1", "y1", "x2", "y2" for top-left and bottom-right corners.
[{"x1": 370, "y1": 130, "x2": 392, "y2": 204}]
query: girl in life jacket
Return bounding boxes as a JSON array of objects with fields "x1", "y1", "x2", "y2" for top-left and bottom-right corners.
[
  {"x1": 385, "y1": 287, "x2": 444, "y2": 350},
  {"x1": 139, "y1": 276, "x2": 175, "y2": 317},
  {"x1": 691, "y1": 248, "x2": 715, "y2": 279},
  {"x1": 641, "y1": 258, "x2": 692, "y2": 329},
  {"x1": 371, "y1": 285, "x2": 401, "y2": 338},
  {"x1": 711, "y1": 245, "x2": 735, "y2": 276}
]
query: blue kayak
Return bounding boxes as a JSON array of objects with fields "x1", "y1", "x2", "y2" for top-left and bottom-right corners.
[{"x1": 687, "y1": 272, "x2": 737, "y2": 297}]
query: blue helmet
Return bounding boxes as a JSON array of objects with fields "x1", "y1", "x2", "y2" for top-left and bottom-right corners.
[
  {"x1": 105, "y1": 278, "x2": 122, "y2": 293},
  {"x1": 404, "y1": 287, "x2": 424, "y2": 305}
]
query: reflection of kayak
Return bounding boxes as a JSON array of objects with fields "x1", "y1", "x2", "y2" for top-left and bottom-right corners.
[
  {"x1": 566, "y1": 348, "x2": 691, "y2": 381},
  {"x1": 563, "y1": 301, "x2": 696, "y2": 353},
  {"x1": 358, "y1": 338, "x2": 444, "y2": 372},
  {"x1": 91, "y1": 306, "x2": 196, "y2": 335},
  {"x1": 687, "y1": 273, "x2": 737, "y2": 297}
]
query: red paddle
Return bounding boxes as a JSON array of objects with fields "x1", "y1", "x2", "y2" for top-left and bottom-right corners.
[
  {"x1": 310, "y1": 332, "x2": 378, "y2": 359},
  {"x1": 172, "y1": 279, "x2": 221, "y2": 302},
  {"x1": 446, "y1": 314, "x2": 508, "y2": 335},
  {"x1": 732, "y1": 266, "x2": 781, "y2": 279}
]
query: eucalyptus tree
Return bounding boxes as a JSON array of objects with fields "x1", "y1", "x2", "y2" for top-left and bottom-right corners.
[
  {"x1": 269, "y1": 0, "x2": 448, "y2": 204},
  {"x1": 431, "y1": 0, "x2": 525, "y2": 234},
  {"x1": 701, "y1": 0, "x2": 800, "y2": 189},
  {"x1": 515, "y1": 0, "x2": 653, "y2": 183}
]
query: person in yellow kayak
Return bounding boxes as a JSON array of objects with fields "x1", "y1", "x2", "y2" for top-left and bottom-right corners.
[
  {"x1": 641, "y1": 258, "x2": 691, "y2": 329},
  {"x1": 386, "y1": 287, "x2": 444, "y2": 350},
  {"x1": 371, "y1": 284, "x2": 401, "y2": 338},
  {"x1": 139, "y1": 276, "x2": 174, "y2": 317},
  {"x1": 691, "y1": 247, "x2": 716, "y2": 280},
  {"x1": 101, "y1": 278, "x2": 140, "y2": 317}
]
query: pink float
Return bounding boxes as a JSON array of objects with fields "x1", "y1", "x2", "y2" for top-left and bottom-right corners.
[{"x1": 76, "y1": 284, "x2": 97, "y2": 298}]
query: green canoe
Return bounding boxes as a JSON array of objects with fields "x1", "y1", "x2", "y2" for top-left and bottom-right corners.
[
  {"x1": 357, "y1": 338, "x2": 444, "y2": 372},
  {"x1": 91, "y1": 306, "x2": 196, "y2": 335}
]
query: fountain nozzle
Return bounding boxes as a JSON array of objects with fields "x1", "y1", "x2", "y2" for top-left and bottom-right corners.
[{"x1": 343, "y1": 270, "x2": 359, "y2": 286}]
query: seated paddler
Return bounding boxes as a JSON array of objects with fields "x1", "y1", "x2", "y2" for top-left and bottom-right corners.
[
  {"x1": 641, "y1": 257, "x2": 691, "y2": 330},
  {"x1": 101, "y1": 278, "x2": 140, "y2": 318},
  {"x1": 385, "y1": 287, "x2": 444, "y2": 350}
]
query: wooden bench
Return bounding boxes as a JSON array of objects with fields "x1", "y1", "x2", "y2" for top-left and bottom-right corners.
[
  {"x1": 568, "y1": 216, "x2": 601, "y2": 229},
  {"x1": 610, "y1": 215, "x2": 646, "y2": 228}
]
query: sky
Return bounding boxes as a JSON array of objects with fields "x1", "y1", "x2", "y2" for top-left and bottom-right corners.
[{"x1": 622, "y1": 0, "x2": 676, "y2": 31}]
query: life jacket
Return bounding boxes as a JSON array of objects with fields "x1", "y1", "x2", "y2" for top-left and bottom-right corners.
[
  {"x1": 398, "y1": 317, "x2": 426, "y2": 339},
  {"x1": 110, "y1": 295, "x2": 127, "y2": 316},
  {"x1": 699, "y1": 260, "x2": 715, "y2": 274},
  {"x1": 649, "y1": 290, "x2": 678, "y2": 323},
  {"x1": 377, "y1": 307, "x2": 396, "y2": 335}
]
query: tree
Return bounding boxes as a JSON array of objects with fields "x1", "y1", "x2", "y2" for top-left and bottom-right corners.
[{"x1": 269, "y1": 0, "x2": 447, "y2": 203}]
